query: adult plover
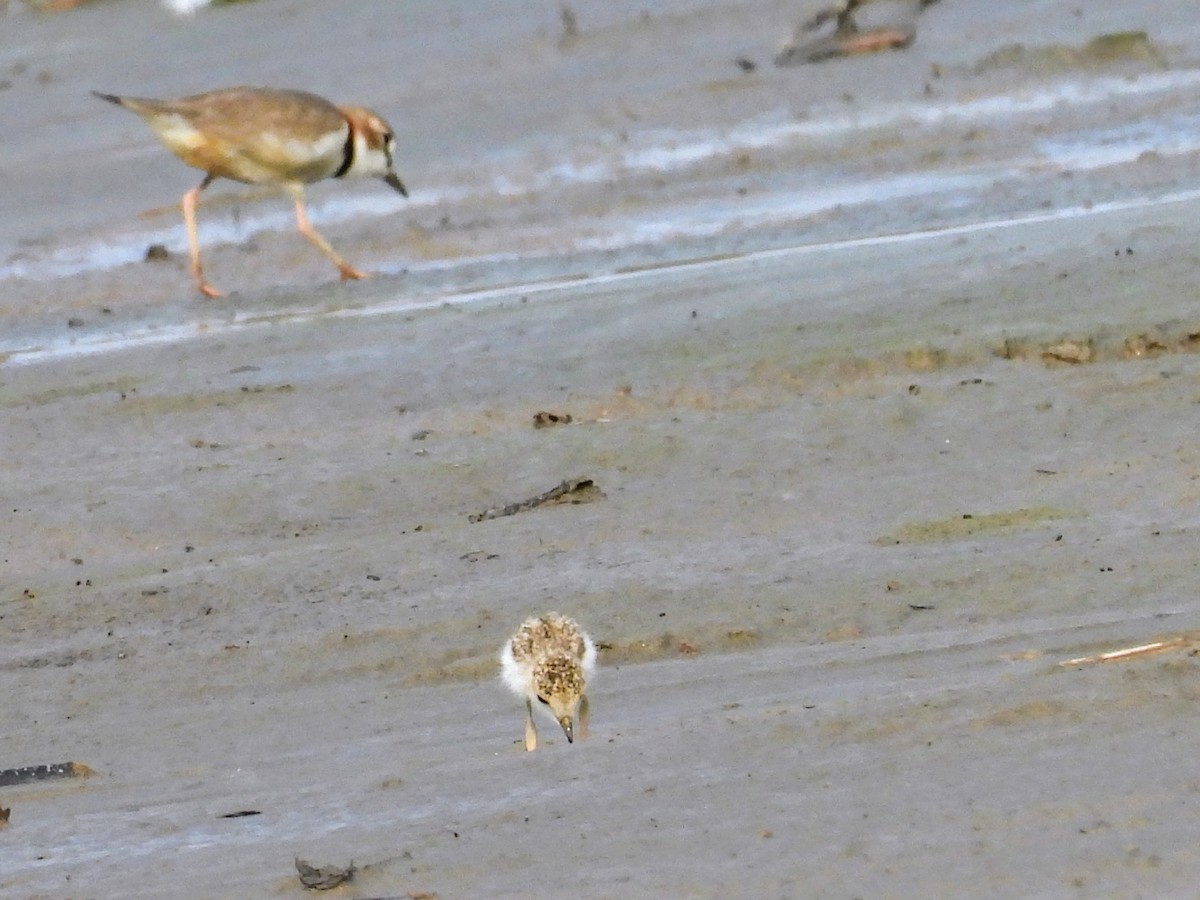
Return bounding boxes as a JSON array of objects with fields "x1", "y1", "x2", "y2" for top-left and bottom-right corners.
[{"x1": 93, "y1": 86, "x2": 408, "y2": 297}]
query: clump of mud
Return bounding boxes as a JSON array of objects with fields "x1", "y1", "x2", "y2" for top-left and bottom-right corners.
[{"x1": 995, "y1": 324, "x2": 1200, "y2": 365}]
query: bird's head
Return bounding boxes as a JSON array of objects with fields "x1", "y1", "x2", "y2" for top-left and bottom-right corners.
[
  {"x1": 533, "y1": 655, "x2": 587, "y2": 743},
  {"x1": 339, "y1": 105, "x2": 408, "y2": 197}
]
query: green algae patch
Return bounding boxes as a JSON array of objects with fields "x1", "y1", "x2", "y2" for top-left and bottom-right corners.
[
  {"x1": 112, "y1": 383, "x2": 295, "y2": 417},
  {"x1": 1, "y1": 377, "x2": 143, "y2": 408},
  {"x1": 876, "y1": 506, "x2": 1075, "y2": 546},
  {"x1": 973, "y1": 31, "x2": 1167, "y2": 75}
]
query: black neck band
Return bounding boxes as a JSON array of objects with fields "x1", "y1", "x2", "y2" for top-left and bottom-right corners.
[{"x1": 333, "y1": 121, "x2": 355, "y2": 179}]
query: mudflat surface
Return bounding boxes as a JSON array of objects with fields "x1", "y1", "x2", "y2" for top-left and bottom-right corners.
[{"x1": 3, "y1": 1, "x2": 1200, "y2": 897}]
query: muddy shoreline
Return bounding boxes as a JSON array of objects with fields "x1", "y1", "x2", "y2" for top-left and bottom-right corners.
[{"x1": 4, "y1": 1, "x2": 1200, "y2": 897}]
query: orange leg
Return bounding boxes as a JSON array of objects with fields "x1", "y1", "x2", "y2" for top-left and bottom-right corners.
[
  {"x1": 524, "y1": 699, "x2": 538, "y2": 752},
  {"x1": 181, "y1": 175, "x2": 222, "y2": 298},
  {"x1": 577, "y1": 694, "x2": 589, "y2": 742},
  {"x1": 289, "y1": 187, "x2": 367, "y2": 281},
  {"x1": 835, "y1": 27, "x2": 914, "y2": 55}
]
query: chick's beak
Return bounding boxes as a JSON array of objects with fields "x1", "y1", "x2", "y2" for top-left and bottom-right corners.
[
  {"x1": 559, "y1": 716, "x2": 575, "y2": 744},
  {"x1": 383, "y1": 171, "x2": 408, "y2": 197}
]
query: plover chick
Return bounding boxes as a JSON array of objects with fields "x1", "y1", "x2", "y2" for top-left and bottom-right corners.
[
  {"x1": 93, "y1": 86, "x2": 407, "y2": 297},
  {"x1": 500, "y1": 612, "x2": 596, "y2": 752}
]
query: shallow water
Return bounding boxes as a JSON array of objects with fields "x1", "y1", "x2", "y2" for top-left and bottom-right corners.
[
  {"x1": 8, "y1": 184, "x2": 1200, "y2": 368},
  {"x1": 2, "y1": 1, "x2": 1198, "y2": 338},
  {"x1": 5, "y1": 65, "x2": 1198, "y2": 286}
]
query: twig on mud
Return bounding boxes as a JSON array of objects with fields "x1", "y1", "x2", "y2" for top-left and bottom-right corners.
[
  {"x1": 1057, "y1": 636, "x2": 1191, "y2": 668},
  {"x1": 469, "y1": 477, "x2": 604, "y2": 523},
  {"x1": 0, "y1": 761, "x2": 96, "y2": 787}
]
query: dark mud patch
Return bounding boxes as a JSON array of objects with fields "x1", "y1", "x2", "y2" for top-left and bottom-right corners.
[
  {"x1": 599, "y1": 625, "x2": 763, "y2": 665},
  {"x1": 113, "y1": 383, "x2": 296, "y2": 418},
  {"x1": 969, "y1": 698, "x2": 1079, "y2": 730}
]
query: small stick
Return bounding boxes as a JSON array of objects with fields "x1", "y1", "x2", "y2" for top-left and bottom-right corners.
[
  {"x1": 0, "y1": 761, "x2": 95, "y2": 787},
  {"x1": 469, "y1": 476, "x2": 603, "y2": 523},
  {"x1": 1058, "y1": 637, "x2": 1187, "y2": 667}
]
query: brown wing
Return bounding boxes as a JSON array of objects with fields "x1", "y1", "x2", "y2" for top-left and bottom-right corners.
[
  {"x1": 121, "y1": 87, "x2": 349, "y2": 184},
  {"x1": 178, "y1": 88, "x2": 348, "y2": 183}
]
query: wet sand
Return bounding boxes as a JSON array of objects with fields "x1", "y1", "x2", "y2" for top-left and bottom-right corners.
[{"x1": 4, "y1": 1, "x2": 1200, "y2": 897}]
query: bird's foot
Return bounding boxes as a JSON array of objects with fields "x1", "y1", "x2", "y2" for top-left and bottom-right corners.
[
  {"x1": 337, "y1": 264, "x2": 368, "y2": 281},
  {"x1": 196, "y1": 279, "x2": 223, "y2": 299}
]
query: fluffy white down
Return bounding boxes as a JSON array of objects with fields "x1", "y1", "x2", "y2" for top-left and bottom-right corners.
[
  {"x1": 579, "y1": 632, "x2": 598, "y2": 678},
  {"x1": 498, "y1": 639, "x2": 529, "y2": 699}
]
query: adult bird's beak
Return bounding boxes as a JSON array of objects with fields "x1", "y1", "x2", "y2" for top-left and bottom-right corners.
[{"x1": 383, "y1": 171, "x2": 408, "y2": 197}]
